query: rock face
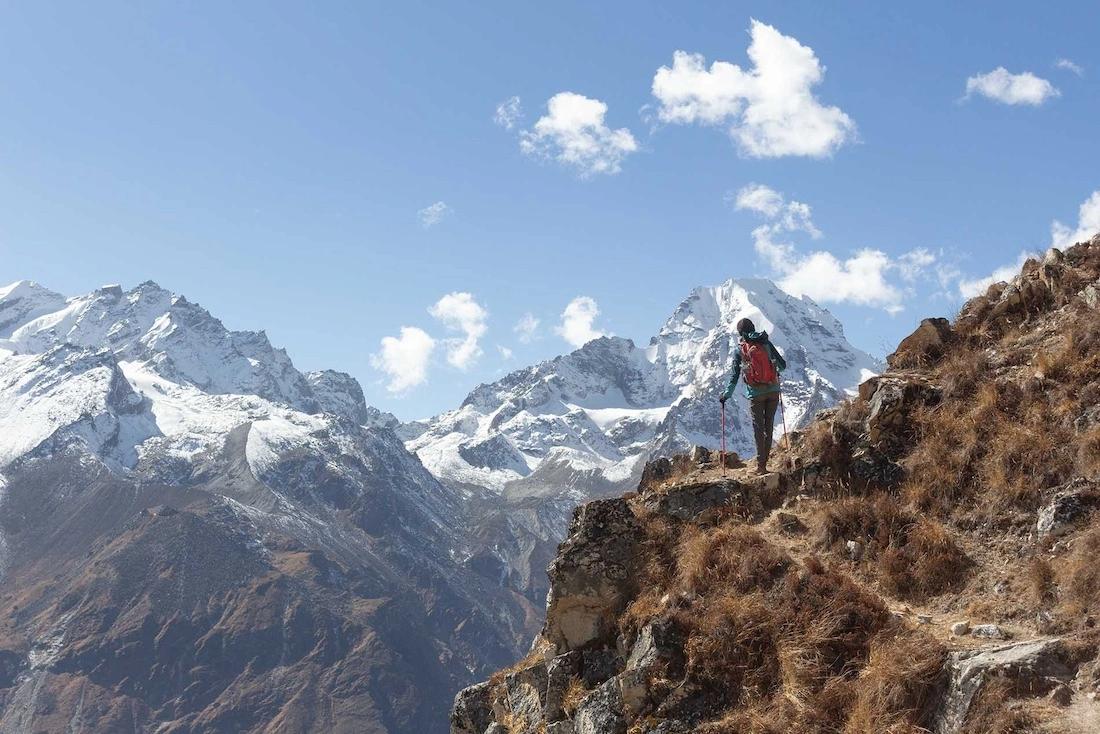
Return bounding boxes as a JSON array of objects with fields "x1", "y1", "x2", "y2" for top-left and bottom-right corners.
[
  {"x1": 933, "y1": 639, "x2": 1072, "y2": 734},
  {"x1": 544, "y1": 499, "x2": 643, "y2": 652}
]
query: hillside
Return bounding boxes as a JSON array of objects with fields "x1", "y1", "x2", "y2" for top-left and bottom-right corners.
[{"x1": 451, "y1": 235, "x2": 1100, "y2": 734}]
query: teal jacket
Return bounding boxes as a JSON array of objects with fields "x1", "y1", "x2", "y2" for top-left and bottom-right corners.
[{"x1": 720, "y1": 331, "x2": 787, "y2": 401}]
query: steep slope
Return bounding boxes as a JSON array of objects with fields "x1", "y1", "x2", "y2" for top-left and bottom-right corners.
[
  {"x1": 409, "y1": 279, "x2": 879, "y2": 605},
  {"x1": 0, "y1": 281, "x2": 538, "y2": 733},
  {"x1": 453, "y1": 235, "x2": 1100, "y2": 734}
]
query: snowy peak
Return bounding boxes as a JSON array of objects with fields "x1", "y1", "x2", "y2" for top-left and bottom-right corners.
[
  {"x1": 407, "y1": 276, "x2": 882, "y2": 498},
  {"x1": 0, "y1": 280, "x2": 368, "y2": 423},
  {"x1": 0, "y1": 280, "x2": 67, "y2": 339}
]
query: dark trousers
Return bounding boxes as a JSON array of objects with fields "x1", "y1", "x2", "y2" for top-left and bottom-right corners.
[{"x1": 750, "y1": 392, "x2": 780, "y2": 470}]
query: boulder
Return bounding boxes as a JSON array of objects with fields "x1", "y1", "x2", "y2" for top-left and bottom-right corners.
[
  {"x1": 775, "y1": 511, "x2": 806, "y2": 534},
  {"x1": 888, "y1": 317, "x2": 955, "y2": 368},
  {"x1": 639, "y1": 458, "x2": 673, "y2": 492},
  {"x1": 1082, "y1": 278, "x2": 1100, "y2": 309},
  {"x1": 862, "y1": 375, "x2": 941, "y2": 446},
  {"x1": 951, "y1": 621, "x2": 970, "y2": 636},
  {"x1": 1037, "y1": 479, "x2": 1099, "y2": 538},
  {"x1": 626, "y1": 619, "x2": 685, "y2": 676},
  {"x1": 499, "y1": 661, "x2": 550, "y2": 728},
  {"x1": 581, "y1": 649, "x2": 621, "y2": 688},
  {"x1": 971, "y1": 624, "x2": 1009, "y2": 640},
  {"x1": 641, "y1": 481, "x2": 738, "y2": 523},
  {"x1": 450, "y1": 681, "x2": 495, "y2": 734},
  {"x1": 933, "y1": 638, "x2": 1072, "y2": 734},
  {"x1": 689, "y1": 445, "x2": 711, "y2": 465},
  {"x1": 574, "y1": 678, "x2": 627, "y2": 734},
  {"x1": 543, "y1": 499, "x2": 644, "y2": 652}
]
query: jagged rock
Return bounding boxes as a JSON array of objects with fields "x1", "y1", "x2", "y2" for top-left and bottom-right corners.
[
  {"x1": 543, "y1": 499, "x2": 644, "y2": 652},
  {"x1": 639, "y1": 458, "x2": 673, "y2": 492},
  {"x1": 862, "y1": 375, "x2": 941, "y2": 446},
  {"x1": 486, "y1": 724, "x2": 507, "y2": 734},
  {"x1": 846, "y1": 540, "x2": 864, "y2": 562},
  {"x1": 775, "y1": 511, "x2": 806, "y2": 534},
  {"x1": 626, "y1": 619, "x2": 685, "y2": 676},
  {"x1": 1076, "y1": 404, "x2": 1100, "y2": 434},
  {"x1": 888, "y1": 317, "x2": 955, "y2": 368},
  {"x1": 574, "y1": 677, "x2": 627, "y2": 734},
  {"x1": 547, "y1": 722, "x2": 575, "y2": 734},
  {"x1": 581, "y1": 649, "x2": 622, "y2": 688},
  {"x1": 451, "y1": 680, "x2": 495, "y2": 734},
  {"x1": 545, "y1": 652, "x2": 582, "y2": 721},
  {"x1": 972, "y1": 624, "x2": 1009, "y2": 640},
  {"x1": 500, "y1": 661, "x2": 551, "y2": 728},
  {"x1": 951, "y1": 621, "x2": 970, "y2": 636},
  {"x1": 1083, "y1": 278, "x2": 1100, "y2": 309},
  {"x1": 690, "y1": 445, "x2": 711, "y2": 464},
  {"x1": 934, "y1": 638, "x2": 1072, "y2": 734},
  {"x1": 1049, "y1": 683, "x2": 1072, "y2": 706},
  {"x1": 1037, "y1": 479, "x2": 1099, "y2": 538}
]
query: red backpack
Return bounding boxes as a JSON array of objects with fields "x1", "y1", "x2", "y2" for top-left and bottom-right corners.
[{"x1": 740, "y1": 339, "x2": 778, "y2": 386}]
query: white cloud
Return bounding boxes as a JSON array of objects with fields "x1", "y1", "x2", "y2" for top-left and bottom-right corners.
[
  {"x1": 520, "y1": 92, "x2": 638, "y2": 177},
  {"x1": 494, "y1": 96, "x2": 523, "y2": 129},
  {"x1": 651, "y1": 19, "x2": 856, "y2": 158},
  {"x1": 429, "y1": 292, "x2": 488, "y2": 370},
  {"x1": 418, "y1": 201, "x2": 452, "y2": 228},
  {"x1": 1055, "y1": 58, "x2": 1084, "y2": 77},
  {"x1": 898, "y1": 248, "x2": 937, "y2": 281},
  {"x1": 514, "y1": 312, "x2": 540, "y2": 343},
  {"x1": 497, "y1": 345, "x2": 514, "y2": 360},
  {"x1": 555, "y1": 296, "x2": 607, "y2": 347},
  {"x1": 736, "y1": 184, "x2": 935, "y2": 313},
  {"x1": 958, "y1": 252, "x2": 1033, "y2": 298},
  {"x1": 372, "y1": 327, "x2": 436, "y2": 394},
  {"x1": 965, "y1": 67, "x2": 1059, "y2": 106},
  {"x1": 1051, "y1": 190, "x2": 1100, "y2": 249},
  {"x1": 731, "y1": 183, "x2": 784, "y2": 218}
]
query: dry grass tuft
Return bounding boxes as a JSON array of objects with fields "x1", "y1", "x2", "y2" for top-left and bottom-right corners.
[
  {"x1": 676, "y1": 525, "x2": 790, "y2": 598},
  {"x1": 842, "y1": 628, "x2": 946, "y2": 733},
  {"x1": 561, "y1": 675, "x2": 587, "y2": 718},
  {"x1": 816, "y1": 495, "x2": 970, "y2": 601},
  {"x1": 1060, "y1": 526, "x2": 1100, "y2": 618}
]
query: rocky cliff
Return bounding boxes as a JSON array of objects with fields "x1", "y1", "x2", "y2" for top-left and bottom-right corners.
[{"x1": 452, "y1": 235, "x2": 1100, "y2": 734}]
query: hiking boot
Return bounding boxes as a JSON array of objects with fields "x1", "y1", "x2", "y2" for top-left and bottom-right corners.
[{"x1": 755, "y1": 462, "x2": 768, "y2": 475}]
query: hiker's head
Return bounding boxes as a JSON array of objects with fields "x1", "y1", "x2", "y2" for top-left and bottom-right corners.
[{"x1": 736, "y1": 318, "x2": 756, "y2": 336}]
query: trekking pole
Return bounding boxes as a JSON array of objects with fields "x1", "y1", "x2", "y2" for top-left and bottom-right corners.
[
  {"x1": 720, "y1": 400, "x2": 727, "y2": 477},
  {"x1": 777, "y1": 385, "x2": 791, "y2": 470}
]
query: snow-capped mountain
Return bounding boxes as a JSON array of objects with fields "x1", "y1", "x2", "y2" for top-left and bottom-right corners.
[
  {"x1": 0, "y1": 280, "x2": 537, "y2": 733},
  {"x1": 406, "y1": 278, "x2": 881, "y2": 497}
]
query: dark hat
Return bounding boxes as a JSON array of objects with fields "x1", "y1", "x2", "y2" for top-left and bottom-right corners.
[{"x1": 736, "y1": 318, "x2": 756, "y2": 335}]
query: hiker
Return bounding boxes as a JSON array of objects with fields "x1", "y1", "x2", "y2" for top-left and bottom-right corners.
[{"x1": 719, "y1": 318, "x2": 787, "y2": 474}]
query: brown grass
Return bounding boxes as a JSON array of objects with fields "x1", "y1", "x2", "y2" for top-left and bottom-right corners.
[
  {"x1": 816, "y1": 495, "x2": 970, "y2": 601},
  {"x1": 1028, "y1": 557, "x2": 1057, "y2": 607},
  {"x1": 842, "y1": 629, "x2": 946, "y2": 733},
  {"x1": 958, "y1": 678, "x2": 1043, "y2": 734},
  {"x1": 1061, "y1": 526, "x2": 1100, "y2": 618},
  {"x1": 676, "y1": 525, "x2": 790, "y2": 598},
  {"x1": 561, "y1": 675, "x2": 587, "y2": 718}
]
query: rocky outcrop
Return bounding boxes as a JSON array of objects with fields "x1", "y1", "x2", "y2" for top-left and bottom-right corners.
[
  {"x1": 1036, "y1": 478, "x2": 1099, "y2": 538},
  {"x1": 888, "y1": 317, "x2": 955, "y2": 369},
  {"x1": 933, "y1": 639, "x2": 1072, "y2": 734},
  {"x1": 544, "y1": 499, "x2": 644, "y2": 652}
]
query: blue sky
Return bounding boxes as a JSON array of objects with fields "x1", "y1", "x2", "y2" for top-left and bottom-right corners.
[{"x1": 1, "y1": 1, "x2": 1097, "y2": 419}]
